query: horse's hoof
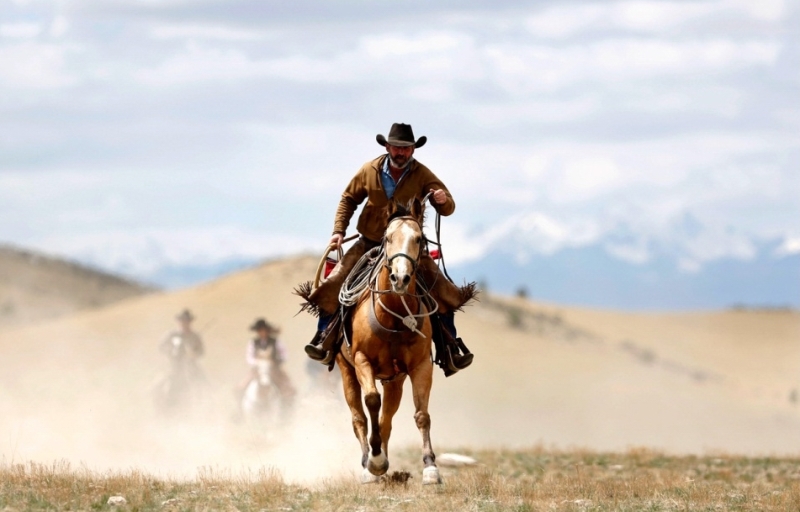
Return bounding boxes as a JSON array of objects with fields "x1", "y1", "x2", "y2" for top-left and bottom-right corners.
[
  {"x1": 361, "y1": 467, "x2": 381, "y2": 484},
  {"x1": 422, "y1": 466, "x2": 442, "y2": 485},
  {"x1": 367, "y1": 451, "x2": 389, "y2": 476}
]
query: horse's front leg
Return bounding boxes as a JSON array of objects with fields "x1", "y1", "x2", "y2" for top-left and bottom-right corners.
[
  {"x1": 336, "y1": 354, "x2": 370, "y2": 476},
  {"x1": 353, "y1": 351, "x2": 389, "y2": 477},
  {"x1": 409, "y1": 358, "x2": 441, "y2": 484},
  {"x1": 380, "y1": 376, "x2": 406, "y2": 458}
]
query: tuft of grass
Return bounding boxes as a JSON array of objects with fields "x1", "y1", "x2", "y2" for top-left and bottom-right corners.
[{"x1": 2, "y1": 448, "x2": 800, "y2": 511}]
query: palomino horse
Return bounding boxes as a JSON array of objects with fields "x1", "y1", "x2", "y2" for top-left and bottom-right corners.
[{"x1": 337, "y1": 199, "x2": 442, "y2": 485}]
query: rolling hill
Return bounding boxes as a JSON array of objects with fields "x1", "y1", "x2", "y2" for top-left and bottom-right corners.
[{"x1": 0, "y1": 244, "x2": 153, "y2": 330}]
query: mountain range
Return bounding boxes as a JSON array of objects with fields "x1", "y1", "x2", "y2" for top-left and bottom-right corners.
[
  {"x1": 448, "y1": 238, "x2": 800, "y2": 311},
  {"x1": 64, "y1": 236, "x2": 796, "y2": 312}
]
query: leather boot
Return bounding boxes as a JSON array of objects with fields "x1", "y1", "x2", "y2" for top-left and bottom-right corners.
[
  {"x1": 304, "y1": 314, "x2": 340, "y2": 365},
  {"x1": 443, "y1": 336, "x2": 474, "y2": 376},
  {"x1": 431, "y1": 313, "x2": 473, "y2": 377},
  {"x1": 304, "y1": 331, "x2": 328, "y2": 361},
  {"x1": 452, "y1": 338, "x2": 474, "y2": 368}
]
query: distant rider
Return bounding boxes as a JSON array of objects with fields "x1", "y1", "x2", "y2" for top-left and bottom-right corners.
[
  {"x1": 237, "y1": 318, "x2": 296, "y2": 406},
  {"x1": 160, "y1": 308, "x2": 205, "y2": 381}
]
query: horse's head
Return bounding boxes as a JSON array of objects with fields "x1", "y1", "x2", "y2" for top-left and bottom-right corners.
[{"x1": 384, "y1": 198, "x2": 425, "y2": 295}]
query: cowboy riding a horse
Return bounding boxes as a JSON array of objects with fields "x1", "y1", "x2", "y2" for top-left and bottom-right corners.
[
  {"x1": 298, "y1": 123, "x2": 476, "y2": 375},
  {"x1": 296, "y1": 123, "x2": 477, "y2": 483}
]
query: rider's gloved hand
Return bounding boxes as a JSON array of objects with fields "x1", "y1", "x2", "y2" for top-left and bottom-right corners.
[{"x1": 330, "y1": 233, "x2": 344, "y2": 249}]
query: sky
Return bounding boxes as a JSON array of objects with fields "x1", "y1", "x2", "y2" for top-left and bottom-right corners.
[{"x1": 0, "y1": 0, "x2": 798, "y2": 285}]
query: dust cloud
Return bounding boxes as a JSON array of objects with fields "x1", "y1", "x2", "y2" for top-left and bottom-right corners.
[{"x1": 0, "y1": 324, "x2": 362, "y2": 483}]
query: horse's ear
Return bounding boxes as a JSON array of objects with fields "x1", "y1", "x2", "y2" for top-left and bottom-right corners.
[
  {"x1": 387, "y1": 201, "x2": 399, "y2": 218},
  {"x1": 410, "y1": 197, "x2": 425, "y2": 221}
]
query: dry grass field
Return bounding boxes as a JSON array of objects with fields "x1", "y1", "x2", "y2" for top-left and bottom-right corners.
[{"x1": 3, "y1": 448, "x2": 800, "y2": 511}]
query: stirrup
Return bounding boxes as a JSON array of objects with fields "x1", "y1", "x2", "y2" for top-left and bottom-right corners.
[
  {"x1": 445, "y1": 346, "x2": 473, "y2": 371},
  {"x1": 443, "y1": 337, "x2": 473, "y2": 376}
]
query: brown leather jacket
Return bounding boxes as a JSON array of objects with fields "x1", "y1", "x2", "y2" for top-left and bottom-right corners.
[{"x1": 333, "y1": 155, "x2": 455, "y2": 242}]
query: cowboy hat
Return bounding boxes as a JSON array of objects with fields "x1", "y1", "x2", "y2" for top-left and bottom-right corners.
[
  {"x1": 376, "y1": 123, "x2": 427, "y2": 148},
  {"x1": 250, "y1": 318, "x2": 279, "y2": 332}
]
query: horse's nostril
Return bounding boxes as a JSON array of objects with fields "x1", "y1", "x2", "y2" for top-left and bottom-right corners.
[
  {"x1": 389, "y1": 274, "x2": 397, "y2": 283},
  {"x1": 402, "y1": 275, "x2": 411, "y2": 285}
]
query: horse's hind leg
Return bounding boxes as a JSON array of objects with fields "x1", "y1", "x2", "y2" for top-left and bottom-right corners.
[
  {"x1": 409, "y1": 359, "x2": 441, "y2": 485},
  {"x1": 353, "y1": 351, "x2": 389, "y2": 477},
  {"x1": 336, "y1": 354, "x2": 372, "y2": 480}
]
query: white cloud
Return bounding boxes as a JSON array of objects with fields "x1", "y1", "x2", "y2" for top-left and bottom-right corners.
[
  {"x1": 133, "y1": 43, "x2": 259, "y2": 85},
  {"x1": 525, "y1": 5, "x2": 606, "y2": 39},
  {"x1": 150, "y1": 23, "x2": 268, "y2": 41},
  {"x1": 361, "y1": 32, "x2": 464, "y2": 58},
  {"x1": 484, "y1": 38, "x2": 780, "y2": 94},
  {"x1": 50, "y1": 16, "x2": 69, "y2": 38},
  {"x1": 614, "y1": 1, "x2": 722, "y2": 31},
  {"x1": 605, "y1": 241, "x2": 652, "y2": 265},
  {"x1": 0, "y1": 42, "x2": 78, "y2": 88},
  {"x1": 0, "y1": 22, "x2": 42, "y2": 38},
  {"x1": 561, "y1": 157, "x2": 624, "y2": 199},
  {"x1": 733, "y1": 0, "x2": 786, "y2": 21},
  {"x1": 134, "y1": 30, "x2": 479, "y2": 87},
  {"x1": 525, "y1": 0, "x2": 787, "y2": 39},
  {"x1": 776, "y1": 237, "x2": 800, "y2": 256}
]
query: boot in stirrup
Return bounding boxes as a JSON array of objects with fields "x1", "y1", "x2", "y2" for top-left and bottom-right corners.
[
  {"x1": 304, "y1": 331, "x2": 328, "y2": 361},
  {"x1": 443, "y1": 337, "x2": 473, "y2": 376},
  {"x1": 305, "y1": 314, "x2": 338, "y2": 365}
]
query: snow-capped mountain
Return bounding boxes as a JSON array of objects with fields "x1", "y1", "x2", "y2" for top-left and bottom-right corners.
[{"x1": 448, "y1": 239, "x2": 799, "y2": 310}]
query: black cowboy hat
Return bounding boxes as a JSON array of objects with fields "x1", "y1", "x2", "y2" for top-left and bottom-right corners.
[
  {"x1": 176, "y1": 309, "x2": 194, "y2": 322},
  {"x1": 250, "y1": 318, "x2": 279, "y2": 332},
  {"x1": 376, "y1": 123, "x2": 427, "y2": 148}
]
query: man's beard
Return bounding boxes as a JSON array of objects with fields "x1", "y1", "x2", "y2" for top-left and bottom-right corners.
[{"x1": 388, "y1": 154, "x2": 414, "y2": 169}]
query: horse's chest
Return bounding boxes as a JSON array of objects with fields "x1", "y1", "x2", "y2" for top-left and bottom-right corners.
[
  {"x1": 373, "y1": 351, "x2": 410, "y2": 382},
  {"x1": 375, "y1": 365, "x2": 405, "y2": 382}
]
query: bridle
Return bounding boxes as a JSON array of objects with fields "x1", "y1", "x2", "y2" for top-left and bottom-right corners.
[{"x1": 370, "y1": 214, "x2": 438, "y2": 339}]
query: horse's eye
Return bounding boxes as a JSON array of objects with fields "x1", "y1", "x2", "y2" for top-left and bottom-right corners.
[{"x1": 415, "y1": 237, "x2": 421, "y2": 244}]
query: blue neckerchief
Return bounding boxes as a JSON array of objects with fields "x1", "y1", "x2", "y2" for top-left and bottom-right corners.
[{"x1": 381, "y1": 156, "x2": 410, "y2": 199}]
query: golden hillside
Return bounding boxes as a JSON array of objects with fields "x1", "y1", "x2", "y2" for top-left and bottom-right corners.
[
  {"x1": 0, "y1": 244, "x2": 153, "y2": 330},
  {"x1": 0, "y1": 255, "x2": 798, "y2": 480}
]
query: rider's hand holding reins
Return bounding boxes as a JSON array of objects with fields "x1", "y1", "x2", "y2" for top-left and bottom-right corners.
[
  {"x1": 429, "y1": 189, "x2": 447, "y2": 205},
  {"x1": 330, "y1": 233, "x2": 344, "y2": 249}
]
